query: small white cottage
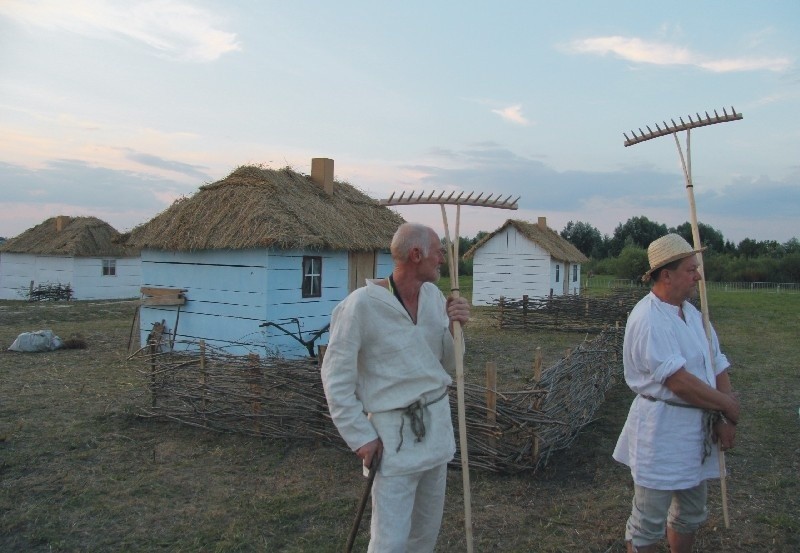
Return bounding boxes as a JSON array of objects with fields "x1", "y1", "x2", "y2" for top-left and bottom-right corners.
[
  {"x1": 0, "y1": 216, "x2": 141, "y2": 300},
  {"x1": 464, "y1": 217, "x2": 589, "y2": 306},
  {"x1": 122, "y1": 158, "x2": 405, "y2": 358}
]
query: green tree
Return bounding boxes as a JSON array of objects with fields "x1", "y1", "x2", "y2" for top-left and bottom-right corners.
[
  {"x1": 671, "y1": 221, "x2": 726, "y2": 252},
  {"x1": 561, "y1": 221, "x2": 606, "y2": 258},
  {"x1": 615, "y1": 245, "x2": 649, "y2": 281},
  {"x1": 783, "y1": 237, "x2": 800, "y2": 255},
  {"x1": 609, "y1": 216, "x2": 668, "y2": 257}
]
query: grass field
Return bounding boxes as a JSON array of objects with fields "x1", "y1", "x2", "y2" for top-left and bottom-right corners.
[{"x1": 1, "y1": 283, "x2": 798, "y2": 552}]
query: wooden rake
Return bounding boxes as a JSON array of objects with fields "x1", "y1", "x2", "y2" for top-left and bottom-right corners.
[
  {"x1": 381, "y1": 190, "x2": 519, "y2": 552},
  {"x1": 624, "y1": 107, "x2": 744, "y2": 529}
]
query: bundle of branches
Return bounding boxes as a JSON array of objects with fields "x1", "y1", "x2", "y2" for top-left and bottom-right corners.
[
  {"x1": 131, "y1": 327, "x2": 623, "y2": 473},
  {"x1": 28, "y1": 283, "x2": 73, "y2": 302},
  {"x1": 491, "y1": 289, "x2": 647, "y2": 332}
]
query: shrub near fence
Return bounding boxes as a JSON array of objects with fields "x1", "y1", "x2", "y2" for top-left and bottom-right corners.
[
  {"x1": 132, "y1": 327, "x2": 624, "y2": 474},
  {"x1": 492, "y1": 289, "x2": 647, "y2": 332}
]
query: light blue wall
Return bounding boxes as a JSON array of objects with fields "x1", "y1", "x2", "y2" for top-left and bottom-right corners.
[{"x1": 139, "y1": 248, "x2": 386, "y2": 358}]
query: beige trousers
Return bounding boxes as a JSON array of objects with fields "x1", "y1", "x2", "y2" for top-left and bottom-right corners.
[{"x1": 367, "y1": 462, "x2": 448, "y2": 553}]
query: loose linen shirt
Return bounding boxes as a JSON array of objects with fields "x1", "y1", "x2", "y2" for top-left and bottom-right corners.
[
  {"x1": 613, "y1": 292, "x2": 730, "y2": 490},
  {"x1": 321, "y1": 279, "x2": 457, "y2": 477}
]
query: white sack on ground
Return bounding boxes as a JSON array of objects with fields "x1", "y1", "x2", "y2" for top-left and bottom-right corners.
[{"x1": 8, "y1": 330, "x2": 63, "y2": 352}]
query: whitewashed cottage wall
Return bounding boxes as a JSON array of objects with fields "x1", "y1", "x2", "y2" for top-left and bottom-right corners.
[
  {"x1": 72, "y1": 257, "x2": 141, "y2": 299},
  {"x1": 471, "y1": 227, "x2": 553, "y2": 306},
  {"x1": 0, "y1": 253, "x2": 140, "y2": 300}
]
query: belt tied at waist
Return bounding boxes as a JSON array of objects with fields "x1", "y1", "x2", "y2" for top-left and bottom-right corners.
[
  {"x1": 395, "y1": 389, "x2": 450, "y2": 452},
  {"x1": 639, "y1": 394, "x2": 718, "y2": 464}
]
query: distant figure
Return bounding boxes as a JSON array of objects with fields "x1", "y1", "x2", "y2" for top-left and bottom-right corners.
[
  {"x1": 321, "y1": 222, "x2": 470, "y2": 552},
  {"x1": 613, "y1": 234, "x2": 739, "y2": 553}
]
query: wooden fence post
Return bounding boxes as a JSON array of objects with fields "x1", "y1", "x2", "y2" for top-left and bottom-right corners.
[
  {"x1": 199, "y1": 340, "x2": 208, "y2": 427},
  {"x1": 522, "y1": 295, "x2": 529, "y2": 328},
  {"x1": 499, "y1": 296, "x2": 505, "y2": 328},
  {"x1": 485, "y1": 362, "x2": 497, "y2": 451},
  {"x1": 248, "y1": 353, "x2": 262, "y2": 435},
  {"x1": 532, "y1": 347, "x2": 543, "y2": 462}
]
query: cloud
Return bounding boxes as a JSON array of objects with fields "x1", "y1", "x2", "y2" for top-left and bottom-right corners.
[
  {"x1": 392, "y1": 144, "x2": 799, "y2": 239},
  {"x1": 0, "y1": 0, "x2": 240, "y2": 62},
  {"x1": 490, "y1": 104, "x2": 532, "y2": 126},
  {"x1": 0, "y1": 159, "x2": 191, "y2": 213},
  {"x1": 123, "y1": 150, "x2": 212, "y2": 180},
  {"x1": 567, "y1": 35, "x2": 790, "y2": 73}
]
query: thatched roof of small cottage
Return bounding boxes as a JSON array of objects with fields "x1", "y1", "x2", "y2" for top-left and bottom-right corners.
[
  {"x1": 463, "y1": 219, "x2": 589, "y2": 263},
  {"x1": 0, "y1": 216, "x2": 136, "y2": 257},
  {"x1": 122, "y1": 165, "x2": 405, "y2": 252}
]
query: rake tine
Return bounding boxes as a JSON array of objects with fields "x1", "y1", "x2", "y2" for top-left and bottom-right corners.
[{"x1": 427, "y1": 190, "x2": 436, "y2": 201}]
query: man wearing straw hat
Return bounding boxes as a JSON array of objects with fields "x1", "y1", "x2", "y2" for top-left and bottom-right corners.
[
  {"x1": 613, "y1": 234, "x2": 740, "y2": 553},
  {"x1": 322, "y1": 222, "x2": 470, "y2": 552}
]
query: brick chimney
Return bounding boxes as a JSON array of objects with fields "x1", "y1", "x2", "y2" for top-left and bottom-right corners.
[
  {"x1": 311, "y1": 158, "x2": 334, "y2": 195},
  {"x1": 537, "y1": 216, "x2": 547, "y2": 230},
  {"x1": 55, "y1": 216, "x2": 69, "y2": 232}
]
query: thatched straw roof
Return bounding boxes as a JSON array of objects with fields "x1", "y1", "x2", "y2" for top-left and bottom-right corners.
[
  {"x1": 122, "y1": 165, "x2": 405, "y2": 252},
  {"x1": 463, "y1": 219, "x2": 589, "y2": 263},
  {"x1": 0, "y1": 216, "x2": 137, "y2": 257}
]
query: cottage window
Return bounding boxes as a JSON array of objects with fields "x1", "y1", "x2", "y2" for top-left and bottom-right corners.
[
  {"x1": 302, "y1": 256, "x2": 322, "y2": 298},
  {"x1": 573, "y1": 265, "x2": 578, "y2": 282},
  {"x1": 102, "y1": 259, "x2": 116, "y2": 276},
  {"x1": 555, "y1": 264, "x2": 560, "y2": 283}
]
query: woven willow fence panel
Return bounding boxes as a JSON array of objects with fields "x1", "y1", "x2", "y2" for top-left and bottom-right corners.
[
  {"x1": 492, "y1": 289, "x2": 648, "y2": 332},
  {"x1": 132, "y1": 326, "x2": 623, "y2": 474}
]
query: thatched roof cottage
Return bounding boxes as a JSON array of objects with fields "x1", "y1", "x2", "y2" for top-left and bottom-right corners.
[
  {"x1": 123, "y1": 158, "x2": 405, "y2": 357},
  {"x1": 0, "y1": 216, "x2": 141, "y2": 300},
  {"x1": 464, "y1": 217, "x2": 589, "y2": 306}
]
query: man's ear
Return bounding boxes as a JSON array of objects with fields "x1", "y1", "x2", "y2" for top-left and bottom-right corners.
[{"x1": 410, "y1": 247, "x2": 422, "y2": 262}]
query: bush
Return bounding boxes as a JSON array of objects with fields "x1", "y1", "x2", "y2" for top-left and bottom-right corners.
[{"x1": 615, "y1": 246, "x2": 649, "y2": 280}]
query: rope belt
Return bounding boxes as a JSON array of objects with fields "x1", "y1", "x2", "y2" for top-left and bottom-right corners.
[
  {"x1": 639, "y1": 394, "x2": 718, "y2": 464},
  {"x1": 395, "y1": 389, "x2": 450, "y2": 452}
]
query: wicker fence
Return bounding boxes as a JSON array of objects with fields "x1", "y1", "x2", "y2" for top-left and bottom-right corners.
[
  {"x1": 491, "y1": 289, "x2": 647, "y2": 332},
  {"x1": 131, "y1": 325, "x2": 623, "y2": 474}
]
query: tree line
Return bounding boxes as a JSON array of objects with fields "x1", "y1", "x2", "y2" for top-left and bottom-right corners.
[
  {"x1": 441, "y1": 217, "x2": 799, "y2": 283},
  {"x1": 560, "y1": 216, "x2": 800, "y2": 283}
]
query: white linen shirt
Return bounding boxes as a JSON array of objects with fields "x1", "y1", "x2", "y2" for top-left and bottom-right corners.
[
  {"x1": 321, "y1": 279, "x2": 457, "y2": 476},
  {"x1": 612, "y1": 292, "x2": 730, "y2": 490}
]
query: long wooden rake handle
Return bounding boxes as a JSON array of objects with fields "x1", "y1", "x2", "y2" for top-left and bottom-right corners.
[
  {"x1": 440, "y1": 204, "x2": 474, "y2": 553},
  {"x1": 674, "y1": 130, "x2": 730, "y2": 528}
]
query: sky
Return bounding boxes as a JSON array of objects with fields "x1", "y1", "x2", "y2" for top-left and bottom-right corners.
[{"x1": 1, "y1": 0, "x2": 798, "y2": 245}]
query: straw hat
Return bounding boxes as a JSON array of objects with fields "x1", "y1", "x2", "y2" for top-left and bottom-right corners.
[{"x1": 642, "y1": 234, "x2": 705, "y2": 282}]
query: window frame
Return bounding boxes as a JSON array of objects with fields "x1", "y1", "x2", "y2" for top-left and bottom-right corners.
[
  {"x1": 302, "y1": 256, "x2": 322, "y2": 298},
  {"x1": 102, "y1": 259, "x2": 117, "y2": 277}
]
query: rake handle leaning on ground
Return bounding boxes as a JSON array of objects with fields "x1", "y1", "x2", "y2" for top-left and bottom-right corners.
[
  {"x1": 440, "y1": 204, "x2": 474, "y2": 552},
  {"x1": 345, "y1": 456, "x2": 380, "y2": 553},
  {"x1": 674, "y1": 129, "x2": 730, "y2": 529}
]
